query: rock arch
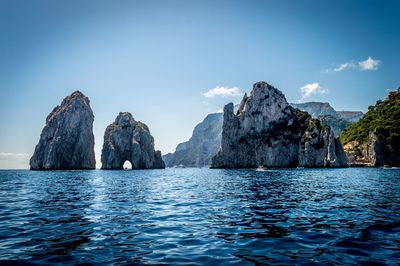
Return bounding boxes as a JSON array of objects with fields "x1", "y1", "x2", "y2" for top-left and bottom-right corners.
[{"x1": 101, "y1": 112, "x2": 165, "y2": 169}]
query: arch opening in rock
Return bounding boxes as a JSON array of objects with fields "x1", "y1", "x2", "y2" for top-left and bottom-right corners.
[
  {"x1": 123, "y1": 160, "x2": 132, "y2": 170},
  {"x1": 101, "y1": 112, "x2": 165, "y2": 169}
]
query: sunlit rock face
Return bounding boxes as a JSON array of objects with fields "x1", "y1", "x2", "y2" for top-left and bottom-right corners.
[
  {"x1": 30, "y1": 91, "x2": 96, "y2": 170},
  {"x1": 101, "y1": 112, "x2": 165, "y2": 169},
  {"x1": 211, "y1": 81, "x2": 348, "y2": 168}
]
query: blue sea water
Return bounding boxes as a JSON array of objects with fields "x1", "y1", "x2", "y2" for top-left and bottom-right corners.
[{"x1": 0, "y1": 168, "x2": 399, "y2": 265}]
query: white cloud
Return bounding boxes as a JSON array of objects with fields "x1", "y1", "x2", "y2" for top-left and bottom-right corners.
[
  {"x1": 326, "y1": 56, "x2": 380, "y2": 72},
  {"x1": 358, "y1": 56, "x2": 380, "y2": 71},
  {"x1": 298, "y1": 83, "x2": 328, "y2": 102},
  {"x1": 202, "y1": 86, "x2": 243, "y2": 98}
]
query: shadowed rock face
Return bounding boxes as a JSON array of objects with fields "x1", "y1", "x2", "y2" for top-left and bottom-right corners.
[
  {"x1": 30, "y1": 91, "x2": 96, "y2": 170},
  {"x1": 211, "y1": 81, "x2": 348, "y2": 168},
  {"x1": 101, "y1": 112, "x2": 165, "y2": 169}
]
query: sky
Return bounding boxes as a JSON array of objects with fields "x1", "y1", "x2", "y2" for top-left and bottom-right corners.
[{"x1": 1, "y1": 0, "x2": 399, "y2": 168}]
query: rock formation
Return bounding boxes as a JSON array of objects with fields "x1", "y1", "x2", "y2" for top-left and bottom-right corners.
[
  {"x1": 211, "y1": 81, "x2": 348, "y2": 168},
  {"x1": 101, "y1": 112, "x2": 165, "y2": 169},
  {"x1": 30, "y1": 91, "x2": 96, "y2": 170},
  {"x1": 163, "y1": 113, "x2": 223, "y2": 167}
]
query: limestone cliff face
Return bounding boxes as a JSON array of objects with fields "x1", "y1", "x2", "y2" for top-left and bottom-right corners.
[
  {"x1": 299, "y1": 122, "x2": 348, "y2": 167},
  {"x1": 163, "y1": 113, "x2": 223, "y2": 167},
  {"x1": 30, "y1": 91, "x2": 96, "y2": 170},
  {"x1": 211, "y1": 81, "x2": 348, "y2": 168},
  {"x1": 101, "y1": 112, "x2": 165, "y2": 169}
]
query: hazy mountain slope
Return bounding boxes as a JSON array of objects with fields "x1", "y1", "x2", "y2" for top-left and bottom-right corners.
[
  {"x1": 290, "y1": 102, "x2": 363, "y2": 136},
  {"x1": 163, "y1": 113, "x2": 223, "y2": 167},
  {"x1": 337, "y1": 111, "x2": 364, "y2": 123},
  {"x1": 291, "y1": 102, "x2": 338, "y2": 117}
]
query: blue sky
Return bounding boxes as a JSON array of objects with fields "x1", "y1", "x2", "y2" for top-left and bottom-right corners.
[{"x1": 1, "y1": 0, "x2": 399, "y2": 168}]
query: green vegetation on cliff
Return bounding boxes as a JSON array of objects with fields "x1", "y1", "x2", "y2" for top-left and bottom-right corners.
[{"x1": 340, "y1": 89, "x2": 400, "y2": 153}]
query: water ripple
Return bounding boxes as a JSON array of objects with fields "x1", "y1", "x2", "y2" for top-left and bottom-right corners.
[{"x1": 0, "y1": 168, "x2": 399, "y2": 265}]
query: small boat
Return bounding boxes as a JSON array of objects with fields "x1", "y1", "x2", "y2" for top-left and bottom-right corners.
[
  {"x1": 382, "y1": 165, "x2": 400, "y2": 169},
  {"x1": 256, "y1": 165, "x2": 268, "y2": 171}
]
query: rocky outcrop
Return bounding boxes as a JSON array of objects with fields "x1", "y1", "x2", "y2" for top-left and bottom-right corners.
[
  {"x1": 163, "y1": 113, "x2": 223, "y2": 167},
  {"x1": 211, "y1": 81, "x2": 348, "y2": 168},
  {"x1": 101, "y1": 112, "x2": 165, "y2": 169},
  {"x1": 30, "y1": 91, "x2": 96, "y2": 170}
]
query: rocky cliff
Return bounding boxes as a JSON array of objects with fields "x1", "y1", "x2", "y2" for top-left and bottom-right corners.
[
  {"x1": 211, "y1": 81, "x2": 348, "y2": 168},
  {"x1": 341, "y1": 88, "x2": 400, "y2": 167},
  {"x1": 30, "y1": 91, "x2": 96, "y2": 170},
  {"x1": 163, "y1": 113, "x2": 223, "y2": 167},
  {"x1": 101, "y1": 112, "x2": 165, "y2": 169}
]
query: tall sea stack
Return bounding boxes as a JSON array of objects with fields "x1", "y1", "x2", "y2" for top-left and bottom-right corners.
[
  {"x1": 101, "y1": 112, "x2": 165, "y2": 169},
  {"x1": 30, "y1": 91, "x2": 96, "y2": 170},
  {"x1": 211, "y1": 81, "x2": 348, "y2": 168}
]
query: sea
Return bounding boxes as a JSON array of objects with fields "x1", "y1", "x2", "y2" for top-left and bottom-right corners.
[{"x1": 0, "y1": 168, "x2": 399, "y2": 265}]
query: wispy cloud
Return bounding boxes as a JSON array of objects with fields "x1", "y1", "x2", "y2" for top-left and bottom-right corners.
[
  {"x1": 325, "y1": 56, "x2": 380, "y2": 73},
  {"x1": 202, "y1": 86, "x2": 243, "y2": 98},
  {"x1": 298, "y1": 83, "x2": 328, "y2": 103},
  {"x1": 333, "y1": 62, "x2": 356, "y2": 72}
]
